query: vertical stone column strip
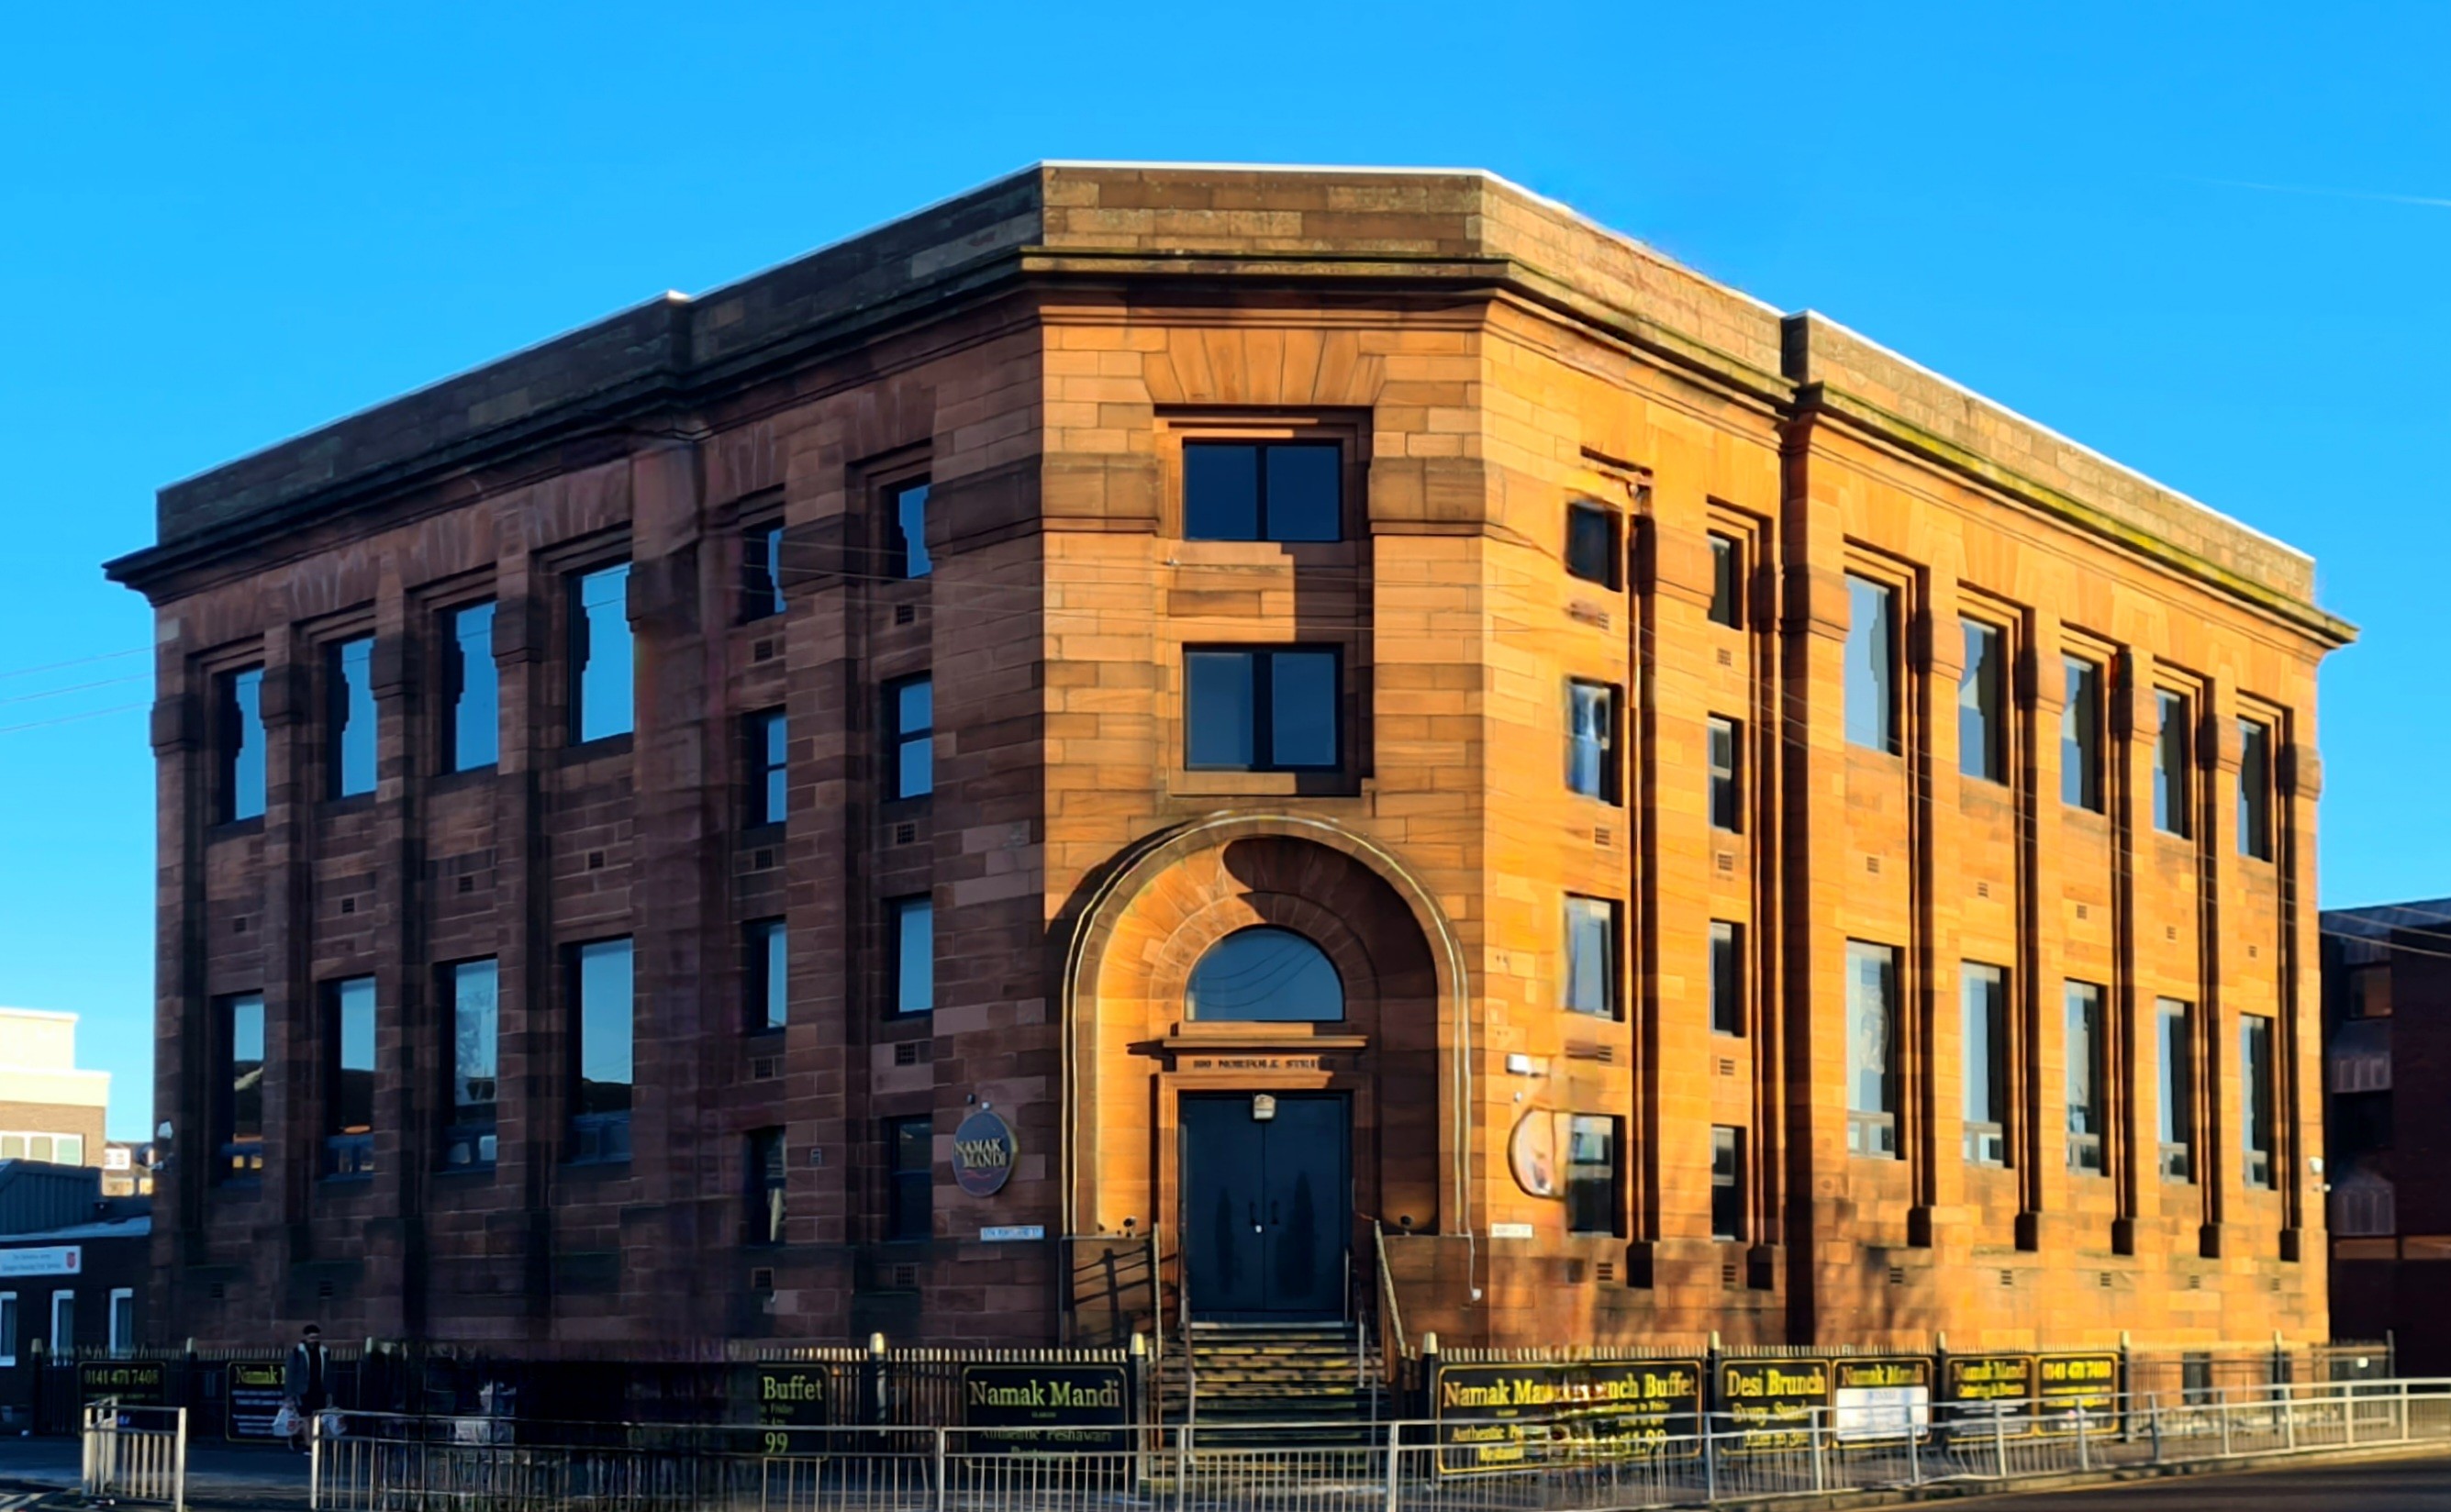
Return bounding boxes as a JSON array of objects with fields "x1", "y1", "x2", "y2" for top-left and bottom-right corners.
[
  {"x1": 2020, "y1": 617, "x2": 2064, "y2": 1251},
  {"x1": 151, "y1": 628, "x2": 206, "y2": 1291},
  {"x1": 252, "y1": 628, "x2": 312, "y2": 1269},
  {"x1": 367, "y1": 579, "x2": 418, "y2": 1335},
  {"x1": 1644, "y1": 480, "x2": 1713, "y2": 1251},
  {"x1": 2277, "y1": 736, "x2": 2321, "y2": 1261},
  {"x1": 2111, "y1": 648, "x2": 2156, "y2": 1254},
  {"x1": 2199, "y1": 684, "x2": 2239, "y2": 1259},
  {"x1": 488, "y1": 541, "x2": 550, "y2": 1334},
  {"x1": 1916, "y1": 564, "x2": 1962, "y2": 1243}
]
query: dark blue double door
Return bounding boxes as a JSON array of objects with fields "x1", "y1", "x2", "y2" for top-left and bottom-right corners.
[{"x1": 1180, "y1": 1093, "x2": 1350, "y2": 1320}]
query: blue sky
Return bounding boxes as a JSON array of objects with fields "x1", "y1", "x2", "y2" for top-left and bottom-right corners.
[{"x1": 4, "y1": 3, "x2": 2445, "y2": 1139}]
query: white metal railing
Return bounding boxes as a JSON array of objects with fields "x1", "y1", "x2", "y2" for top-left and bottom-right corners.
[
  {"x1": 306, "y1": 1378, "x2": 2451, "y2": 1512},
  {"x1": 82, "y1": 1399, "x2": 187, "y2": 1512}
]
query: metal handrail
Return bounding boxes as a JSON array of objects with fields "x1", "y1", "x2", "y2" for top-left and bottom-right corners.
[
  {"x1": 1145, "y1": 1223, "x2": 1163, "y2": 1422},
  {"x1": 1374, "y1": 1219, "x2": 1405, "y2": 1362}
]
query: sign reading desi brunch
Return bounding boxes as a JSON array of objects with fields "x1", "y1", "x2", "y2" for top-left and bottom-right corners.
[
  {"x1": 952, "y1": 1108, "x2": 1017, "y2": 1198},
  {"x1": 1433, "y1": 1361, "x2": 1703, "y2": 1474},
  {"x1": 961, "y1": 1364, "x2": 1131, "y2": 1451},
  {"x1": 1717, "y1": 1359, "x2": 1831, "y2": 1453}
]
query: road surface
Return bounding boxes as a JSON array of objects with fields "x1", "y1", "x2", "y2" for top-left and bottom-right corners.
[{"x1": 1952, "y1": 1452, "x2": 2451, "y2": 1508}]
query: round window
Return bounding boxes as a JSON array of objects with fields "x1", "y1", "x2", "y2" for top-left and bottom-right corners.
[{"x1": 1185, "y1": 927, "x2": 1344, "y2": 1023}]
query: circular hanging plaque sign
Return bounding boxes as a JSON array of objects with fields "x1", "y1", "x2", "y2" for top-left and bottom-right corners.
[{"x1": 952, "y1": 1107, "x2": 1018, "y2": 1197}]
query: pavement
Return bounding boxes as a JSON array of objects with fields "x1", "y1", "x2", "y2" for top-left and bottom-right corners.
[
  {"x1": 1939, "y1": 1451, "x2": 2451, "y2": 1509},
  {"x1": 0, "y1": 1435, "x2": 308, "y2": 1509}
]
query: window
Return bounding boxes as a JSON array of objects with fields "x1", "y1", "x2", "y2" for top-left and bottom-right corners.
[
  {"x1": 2061, "y1": 656, "x2": 2103, "y2": 812},
  {"x1": 747, "y1": 709, "x2": 787, "y2": 826},
  {"x1": 443, "y1": 959, "x2": 497, "y2": 1171},
  {"x1": 1708, "y1": 533, "x2": 1742, "y2": 629},
  {"x1": 2333, "y1": 1177, "x2": 2395, "y2": 1237},
  {"x1": 1710, "y1": 922, "x2": 1744, "y2": 1037},
  {"x1": 216, "y1": 667, "x2": 266, "y2": 823},
  {"x1": 1959, "y1": 621, "x2": 2006, "y2": 784},
  {"x1": 1565, "y1": 1116, "x2": 1620, "y2": 1235},
  {"x1": 2154, "y1": 690, "x2": 2192, "y2": 837},
  {"x1": 1845, "y1": 576, "x2": 1900, "y2": 754},
  {"x1": 1565, "y1": 503, "x2": 1620, "y2": 588},
  {"x1": 2067, "y1": 981, "x2": 2106, "y2": 1174},
  {"x1": 217, "y1": 992, "x2": 265, "y2": 1183},
  {"x1": 1708, "y1": 716, "x2": 1742, "y2": 831},
  {"x1": 569, "y1": 562, "x2": 634, "y2": 743},
  {"x1": 1183, "y1": 440, "x2": 1340, "y2": 542},
  {"x1": 890, "y1": 896, "x2": 933, "y2": 1017},
  {"x1": 2347, "y1": 963, "x2": 2392, "y2": 1020},
  {"x1": 892, "y1": 482, "x2": 932, "y2": 579},
  {"x1": 56, "y1": 1136, "x2": 82, "y2": 1164},
  {"x1": 748, "y1": 919, "x2": 788, "y2": 1031},
  {"x1": 108, "y1": 1289, "x2": 134, "y2": 1355},
  {"x1": 570, "y1": 938, "x2": 634, "y2": 1162},
  {"x1": 325, "y1": 977, "x2": 376, "y2": 1178},
  {"x1": 50, "y1": 1292, "x2": 72, "y2": 1353},
  {"x1": 1963, "y1": 964, "x2": 2010, "y2": 1167},
  {"x1": 1563, "y1": 896, "x2": 1619, "y2": 1018},
  {"x1": 440, "y1": 603, "x2": 498, "y2": 772},
  {"x1": 2243, "y1": 1014, "x2": 2277, "y2": 1189},
  {"x1": 1566, "y1": 680, "x2": 1621, "y2": 802},
  {"x1": 1185, "y1": 649, "x2": 1339, "y2": 772},
  {"x1": 0, "y1": 1294, "x2": 14, "y2": 1367},
  {"x1": 2156, "y1": 999, "x2": 2195, "y2": 1183},
  {"x1": 746, "y1": 1128, "x2": 786, "y2": 1246},
  {"x1": 1710, "y1": 1127, "x2": 1746, "y2": 1241},
  {"x1": 886, "y1": 676, "x2": 933, "y2": 798},
  {"x1": 328, "y1": 637, "x2": 376, "y2": 798},
  {"x1": 743, "y1": 518, "x2": 786, "y2": 619},
  {"x1": 1846, "y1": 941, "x2": 1899, "y2": 1157},
  {"x1": 1186, "y1": 927, "x2": 1343, "y2": 1022},
  {"x1": 886, "y1": 1116, "x2": 932, "y2": 1242},
  {"x1": 2238, "y1": 718, "x2": 2274, "y2": 861}
]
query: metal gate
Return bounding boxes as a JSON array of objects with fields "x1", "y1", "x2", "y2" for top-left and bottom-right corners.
[{"x1": 82, "y1": 1400, "x2": 187, "y2": 1512}]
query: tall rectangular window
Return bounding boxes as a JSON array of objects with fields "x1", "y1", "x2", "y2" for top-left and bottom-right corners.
[
  {"x1": 2061, "y1": 656, "x2": 2102, "y2": 812},
  {"x1": 886, "y1": 1116, "x2": 932, "y2": 1242},
  {"x1": 440, "y1": 603, "x2": 498, "y2": 773},
  {"x1": 1563, "y1": 896, "x2": 1619, "y2": 1018},
  {"x1": 0, "y1": 1294, "x2": 16, "y2": 1366},
  {"x1": 324, "y1": 976, "x2": 376, "y2": 1178},
  {"x1": 1959, "y1": 621, "x2": 2006, "y2": 784},
  {"x1": 1183, "y1": 440, "x2": 1341, "y2": 542},
  {"x1": 2242, "y1": 1014, "x2": 2277, "y2": 1189},
  {"x1": 2156, "y1": 999, "x2": 2195, "y2": 1182},
  {"x1": 746, "y1": 1127, "x2": 786, "y2": 1246},
  {"x1": 1185, "y1": 649, "x2": 1340, "y2": 772},
  {"x1": 1846, "y1": 941, "x2": 1900, "y2": 1157},
  {"x1": 108, "y1": 1289, "x2": 135, "y2": 1355},
  {"x1": 328, "y1": 637, "x2": 376, "y2": 798},
  {"x1": 216, "y1": 667, "x2": 266, "y2": 824},
  {"x1": 1565, "y1": 502, "x2": 1620, "y2": 588},
  {"x1": 1963, "y1": 964, "x2": 2010, "y2": 1166},
  {"x1": 570, "y1": 938, "x2": 634, "y2": 1163},
  {"x1": 217, "y1": 993, "x2": 265, "y2": 1183},
  {"x1": 891, "y1": 896, "x2": 933, "y2": 1016},
  {"x1": 1708, "y1": 716, "x2": 1742, "y2": 831},
  {"x1": 1844, "y1": 576, "x2": 1900, "y2": 754},
  {"x1": 892, "y1": 482, "x2": 933, "y2": 579},
  {"x1": 1710, "y1": 1127, "x2": 1746, "y2": 1241},
  {"x1": 2238, "y1": 718, "x2": 2274, "y2": 861},
  {"x1": 443, "y1": 959, "x2": 497, "y2": 1171},
  {"x1": 886, "y1": 676, "x2": 933, "y2": 798},
  {"x1": 1710, "y1": 922, "x2": 1744, "y2": 1037},
  {"x1": 2067, "y1": 981, "x2": 2107, "y2": 1174},
  {"x1": 748, "y1": 918, "x2": 787, "y2": 1031},
  {"x1": 49, "y1": 1293, "x2": 72, "y2": 1353},
  {"x1": 569, "y1": 562, "x2": 634, "y2": 743},
  {"x1": 743, "y1": 518, "x2": 786, "y2": 619},
  {"x1": 1708, "y1": 534, "x2": 1742, "y2": 629},
  {"x1": 1565, "y1": 1116, "x2": 1620, "y2": 1235},
  {"x1": 1566, "y1": 680, "x2": 1621, "y2": 802},
  {"x1": 2155, "y1": 690, "x2": 2192, "y2": 837},
  {"x1": 747, "y1": 709, "x2": 787, "y2": 826}
]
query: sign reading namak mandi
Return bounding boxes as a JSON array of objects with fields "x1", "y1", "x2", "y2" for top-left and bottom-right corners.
[
  {"x1": 952, "y1": 1108, "x2": 1017, "y2": 1198},
  {"x1": 960, "y1": 1364, "x2": 1131, "y2": 1451},
  {"x1": 1432, "y1": 1361, "x2": 1703, "y2": 1474}
]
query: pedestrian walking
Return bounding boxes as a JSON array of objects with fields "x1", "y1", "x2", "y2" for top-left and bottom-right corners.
[{"x1": 283, "y1": 1324, "x2": 329, "y2": 1452}]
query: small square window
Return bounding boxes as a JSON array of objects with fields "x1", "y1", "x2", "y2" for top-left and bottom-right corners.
[
  {"x1": 1565, "y1": 503, "x2": 1621, "y2": 589},
  {"x1": 890, "y1": 896, "x2": 933, "y2": 1016},
  {"x1": 1710, "y1": 1127, "x2": 1746, "y2": 1241},
  {"x1": 1185, "y1": 649, "x2": 1340, "y2": 772},
  {"x1": 1566, "y1": 681, "x2": 1621, "y2": 803},
  {"x1": 892, "y1": 483, "x2": 932, "y2": 579},
  {"x1": 1708, "y1": 717, "x2": 1742, "y2": 832},
  {"x1": 2155, "y1": 691, "x2": 2193, "y2": 837},
  {"x1": 742, "y1": 518, "x2": 786, "y2": 620},
  {"x1": 1959, "y1": 621, "x2": 2007, "y2": 784},
  {"x1": 2238, "y1": 718, "x2": 2274, "y2": 861},
  {"x1": 1564, "y1": 896, "x2": 1619, "y2": 1018},
  {"x1": 327, "y1": 637, "x2": 376, "y2": 799},
  {"x1": 1183, "y1": 441, "x2": 1342, "y2": 542},
  {"x1": 747, "y1": 709, "x2": 787, "y2": 826},
  {"x1": 1566, "y1": 1115, "x2": 1620, "y2": 1236},
  {"x1": 886, "y1": 677, "x2": 932, "y2": 800},
  {"x1": 1708, "y1": 535, "x2": 1743, "y2": 629},
  {"x1": 748, "y1": 919, "x2": 787, "y2": 1032},
  {"x1": 1710, "y1": 922, "x2": 1744, "y2": 1037}
]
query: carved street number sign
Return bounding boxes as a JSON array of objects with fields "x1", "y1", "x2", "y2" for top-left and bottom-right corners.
[{"x1": 1433, "y1": 1361, "x2": 1704, "y2": 1474}]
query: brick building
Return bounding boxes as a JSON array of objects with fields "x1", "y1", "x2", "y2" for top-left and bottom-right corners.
[
  {"x1": 106, "y1": 164, "x2": 2351, "y2": 1356},
  {"x1": 0, "y1": 1009, "x2": 109, "y2": 1169}
]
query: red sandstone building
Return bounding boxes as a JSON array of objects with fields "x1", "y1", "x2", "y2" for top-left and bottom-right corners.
[{"x1": 106, "y1": 164, "x2": 2351, "y2": 1357}]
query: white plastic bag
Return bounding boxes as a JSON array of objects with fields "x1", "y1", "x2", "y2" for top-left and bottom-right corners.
[
  {"x1": 319, "y1": 1409, "x2": 345, "y2": 1441},
  {"x1": 271, "y1": 1402, "x2": 302, "y2": 1439}
]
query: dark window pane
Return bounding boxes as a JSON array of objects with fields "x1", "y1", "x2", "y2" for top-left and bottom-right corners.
[
  {"x1": 329, "y1": 638, "x2": 376, "y2": 798},
  {"x1": 896, "y1": 484, "x2": 931, "y2": 579},
  {"x1": 1563, "y1": 898, "x2": 1616, "y2": 1017},
  {"x1": 445, "y1": 604, "x2": 498, "y2": 772},
  {"x1": 748, "y1": 710, "x2": 787, "y2": 825},
  {"x1": 574, "y1": 939, "x2": 634, "y2": 1119},
  {"x1": 329, "y1": 978, "x2": 375, "y2": 1134},
  {"x1": 1186, "y1": 652, "x2": 1256, "y2": 769},
  {"x1": 1963, "y1": 964, "x2": 2009, "y2": 1166},
  {"x1": 1565, "y1": 505, "x2": 1618, "y2": 587},
  {"x1": 893, "y1": 897, "x2": 933, "y2": 1016},
  {"x1": 747, "y1": 1128, "x2": 786, "y2": 1245},
  {"x1": 571, "y1": 564, "x2": 634, "y2": 742},
  {"x1": 2062, "y1": 657, "x2": 2101, "y2": 811},
  {"x1": 888, "y1": 678, "x2": 932, "y2": 799},
  {"x1": 1186, "y1": 926, "x2": 1344, "y2": 1022},
  {"x1": 1709, "y1": 717, "x2": 1741, "y2": 831},
  {"x1": 1959, "y1": 621, "x2": 2004, "y2": 784},
  {"x1": 1183, "y1": 443, "x2": 1261, "y2": 540},
  {"x1": 1708, "y1": 535, "x2": 1742, "y2": 628},
  {"x1": 743, "y1": 522, "x2": 786, "y2": 619},
  {"x1": 1710, "y1": 922, "x2": 1744, "y2": 1036},
  {"x1": 2239, "y1": 719, "x2": 2273, "y2": 861},
  {"x1": 1845, "y1": 577, "x2": 1898, "y2": 754},
  {"x1": 2243, "y1": 1015, "x2": 2276, "y2": 1187},
  {"x1": 1846, "y1": 941, "x2": 1898, "y2": 1156},
  {"x1": 1565, "y1": 1116, "x2": 1617, "y2": 1235},
  {"x1": 222, "y1": 993, "x2": 265, "y2": 1181},
  {"x1": 2067, "y1": 981, "x2": 2106, "y2": 1173},
  {"x1": 445, "y1": 959, "x2": 497, "y2": 1170},
  {"x1": 2157, "y1": 999, "x2": 2195, "y2": 1182},
  {"x1": 220, "y1": 668, "x2": 266, "y2": 823},
  {"x1": 887, "y1": 1117, "x2": 932, "y2": 1241},
  {"x1": 1710, "y1": 1127, "x2": 1745, "y2": 1241},
  {"x1": 1567, "y1": 682, "x2": 1618, "y2": 800},
  {"x1": 1268, "y1": 651, "x2": 1338, "y2": 768},
  {"x1": 1264, "y1": 444, "x2": 1342, "y2": 541},
  {"x1": 751, "y1": 919, "x2": 787, "y2": 1031},
  {"x1": 2155, "y1": 691, "x2": 2192, "y2": 837}
]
